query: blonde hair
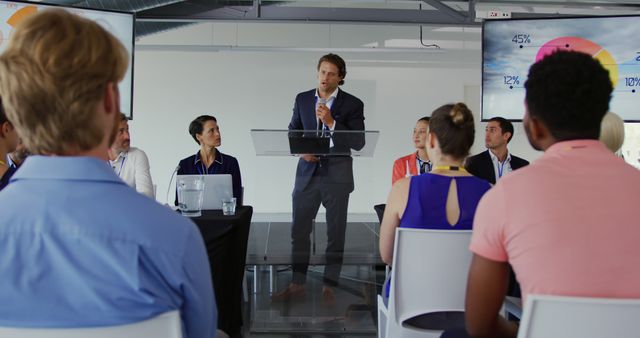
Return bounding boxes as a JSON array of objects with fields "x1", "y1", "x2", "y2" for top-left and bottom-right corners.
[
  {"x1": 599, "y1": 112, "x2": 625, "y2": 153},
  {"x1": 0, "y1": 9, "x2": 128, "y2": 155}
]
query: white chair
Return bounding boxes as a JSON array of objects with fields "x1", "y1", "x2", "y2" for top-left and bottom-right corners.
[
  {"x1": 377, "y1": 228, "x2": 473, "y2": 338},
  {"x1": 0, "y1": 311, "x2": 182, "y2": 338},
  {"x1": 517, "y1": 294, "x2": 640, "y2": 338}
]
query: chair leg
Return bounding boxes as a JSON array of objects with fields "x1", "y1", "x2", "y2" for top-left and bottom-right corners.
[
  {"x1": 252, "y1": 265, "x2": 258, "y2": 294},
  {"x1": 312, "y1": 218, "x2": 316, "y2": 255},
  {"x1": 269, "y1": 265, "x2": 275, "y2": 293},
  {"x1": 242, "y1": 271, "x2": 248, "y2": 302},
  {"x1": 377, "y1": 295, "x2": 388, "y2": 338}
]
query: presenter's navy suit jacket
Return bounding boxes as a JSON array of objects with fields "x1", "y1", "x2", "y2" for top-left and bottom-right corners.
[{"x1": 288, "y1": 88, "x2": 365, "y2": 194}]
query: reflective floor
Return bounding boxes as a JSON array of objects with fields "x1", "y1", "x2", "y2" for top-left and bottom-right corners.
[
  {"x1": 244, "y1": 267, "x2": 384, "y2": 337},
  {"x1": 242, "y1": 221, "x2": 386, "y2": 337}
]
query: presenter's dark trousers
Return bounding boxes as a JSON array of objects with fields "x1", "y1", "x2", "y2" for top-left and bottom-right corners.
[{"x1": 291, "y1": 175, "x2": 350, "y2": 287}]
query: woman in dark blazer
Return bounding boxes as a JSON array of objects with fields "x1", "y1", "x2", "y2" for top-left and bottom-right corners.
[{"x1": 177, "y1": 115, "x2": 242, "y2": 205}]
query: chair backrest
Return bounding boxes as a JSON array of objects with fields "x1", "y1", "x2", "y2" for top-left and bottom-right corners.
[
  {"x1": 518, "y1": 295, "x2": 640, "y2": 338},
  {"x1": 389, "y1": 228, "x2": 473, "y2": 325},
  {"x1": 0, "y1": 311, "x2": 182, "y2": 338},
  {"x1": 374, "y1": 204, "x2": 386, "y2": 224}
]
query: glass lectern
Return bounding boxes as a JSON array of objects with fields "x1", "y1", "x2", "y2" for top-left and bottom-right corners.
[
  {"x1": 247, "y1": 129, "x2": 382, "y2": 335},
  {"x1": 250, "y1": 129, "x2": 379, "y2": 157}
]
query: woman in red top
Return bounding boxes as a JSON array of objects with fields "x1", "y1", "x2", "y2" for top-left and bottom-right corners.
[{"x1": 391, "y1": 116, "x2": 431, "y2": 184}]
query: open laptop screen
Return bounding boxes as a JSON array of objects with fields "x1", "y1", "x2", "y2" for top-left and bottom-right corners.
[{"x1": 177, "y1": 174, "x2": 232, "y2": 210}]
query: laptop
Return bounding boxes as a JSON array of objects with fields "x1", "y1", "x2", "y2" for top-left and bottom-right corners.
[
  {"x1": 177, "y1": 174, "x2": 233, "y2": 210},
  {"x1": 288, "y1": 132, "x2": 330, "y2": 155}
]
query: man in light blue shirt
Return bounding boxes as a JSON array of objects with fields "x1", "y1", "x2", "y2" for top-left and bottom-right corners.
[{"x1": 0, "y1": 9, "x2": 216, "y2": 338}]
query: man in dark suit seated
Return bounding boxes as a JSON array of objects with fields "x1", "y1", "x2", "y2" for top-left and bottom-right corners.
[
  {"x1": 273, "y1": 53, "x2": 365, "y2": 304},
  {"x1": 465, "y1": 117, "x2": 528, "y2": 184}
]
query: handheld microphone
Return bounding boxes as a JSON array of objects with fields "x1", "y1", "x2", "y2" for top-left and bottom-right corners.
[
  {"x1": 317, "y1": 97, "x2": 327, "y2": 131},
  {"x1": 165, "y1": 165, "x2": 180, "y2": 206}
]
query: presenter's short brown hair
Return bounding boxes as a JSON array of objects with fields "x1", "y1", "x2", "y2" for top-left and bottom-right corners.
[{"x1": 317, "y1": 53, "x2": 347, "y2": 85}]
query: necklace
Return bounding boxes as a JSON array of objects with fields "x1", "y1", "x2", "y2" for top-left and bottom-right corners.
[{"x1": 431, "y1": 165, "x2": 467, "y2": 173}]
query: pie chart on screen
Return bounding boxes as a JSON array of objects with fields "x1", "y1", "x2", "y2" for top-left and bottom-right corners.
[
  {"x1": 7, "y1": 5, "x2": 37, "y2": 27},
  {"x1": 535, "y1": 37, "x2": 618, "y2": 88},
  {"x1": 0, "y1": 5, "x2": 37, "y2": 49}
]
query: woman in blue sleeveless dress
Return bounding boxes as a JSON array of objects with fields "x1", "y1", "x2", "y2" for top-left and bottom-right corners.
[{"x1": 379, "y1": 103, "x2": 491, "y2": 300}]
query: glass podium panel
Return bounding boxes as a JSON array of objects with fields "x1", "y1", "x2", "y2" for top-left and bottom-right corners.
[
  {"x1": 246, "y1": 221, "x2": 384, "y2": 335},
  {"x1": 250, "y1": 129, "x2": 380, "y2": 157},
  {"x1": 246, "y1": 129, "x2": 383, "y2": 334}
]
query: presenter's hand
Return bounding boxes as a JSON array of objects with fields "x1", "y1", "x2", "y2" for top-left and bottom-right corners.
[
  {"x1": 301, "y1": 154, "x2": 319, "y2": 163},
  {"x1": 316, "y1": 104, "x2": 335, "y2": 129}
]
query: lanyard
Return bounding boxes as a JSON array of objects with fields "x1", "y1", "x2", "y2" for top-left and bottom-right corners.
[
  {"x1": 497, "y1": 160, "x2": 507, "y2": 179},
  {"x1": 432, "y1": 165, "x2": 468, "y2": 173},
  {"x1": 197, "y1": 161, "x2": 207, "y2": 175},
  {"x1": 417, "y1": 156, "x2": 431, "y2": 174},
  {"x1": 196, "y1": 152, "x2": 223, "y2": 175},
  {"x1": 116, "y1": 156, "x2": 126, "y2": 177}
]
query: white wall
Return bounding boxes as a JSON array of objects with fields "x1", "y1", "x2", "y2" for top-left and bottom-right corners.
[{"x1": 130, "y1": 22, "x2": 543, "y2": 218}]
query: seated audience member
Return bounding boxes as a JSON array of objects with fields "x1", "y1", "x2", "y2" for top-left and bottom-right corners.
[
  {"x1": 108, "y1": 113, "x2": 155, "y2": 198},
  {"x1": 0, "y1": 99, "x2": 18, "y2": 191},
  {"x1": 599, "y1": 111, "x2": 625, "y2": 154},
  {"x1": 379, "y1": 103, "x2": 491, "y2": 300},
  {"x1": 392, "y1": 116, "x2": 431, "y2": 184},
  {"x1": 0, "y1": 10, "x2": 216, "y2": 338},
  {"x1": 178, "y1": 115, "x2": 242, "y2": 205},
  {"x1": 465, "y1": 117, "x2": 529, "y2": 184},
  {"x1": 7, "y1": 138, "x2": 29, "y2": 169},
  {"x1": 465, "y1": 51, "x2": 640, "y2": 338}
]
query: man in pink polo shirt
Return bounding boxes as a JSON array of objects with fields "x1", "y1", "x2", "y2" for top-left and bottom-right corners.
[{"x1": 464, "y1": 51, "x2": 640, "y2": 338}]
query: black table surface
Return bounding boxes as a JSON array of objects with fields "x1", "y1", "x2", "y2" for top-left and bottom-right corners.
[{"x1": 190, "y1": 206, "x2": 252, "y2": 237}]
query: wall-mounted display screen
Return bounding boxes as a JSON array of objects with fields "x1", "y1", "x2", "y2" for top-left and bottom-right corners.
[
  {"x1": 0, "y1": 0, "x2": 135, "y2": 119},
  {"x1": 483, "y1": 16, "x2": 640, "y2": 122}
]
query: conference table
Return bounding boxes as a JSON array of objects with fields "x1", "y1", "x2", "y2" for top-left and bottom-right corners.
[{"x1": 187, "y1": 206, "x2": 253, "y2": 338}]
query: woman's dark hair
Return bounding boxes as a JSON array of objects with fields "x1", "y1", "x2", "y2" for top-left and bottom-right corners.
[
  {"x1": 418, "y1": 116, "x2": 430, "y2": 123},
  {"x1": 317, "y1": 53, "x2": 347, "y2": 86},
  {"x1": 189, "y1": 115, "x2": 217, "y2": 145},
  {"x1": 428, "y1": 103, "x2": 475, "y2": 159}
]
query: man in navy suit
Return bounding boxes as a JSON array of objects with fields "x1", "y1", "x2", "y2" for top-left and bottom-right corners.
[
  {"x1": 465, "y1": 117, "x2": 529, "y2": 185},
  {"x1": 273, "y1": 54, "x2": 365, "y2": 303}
]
